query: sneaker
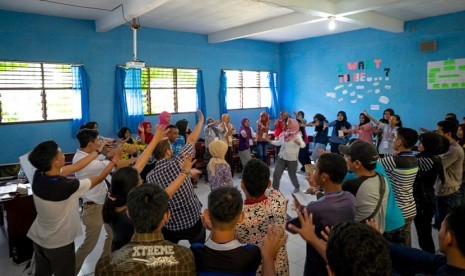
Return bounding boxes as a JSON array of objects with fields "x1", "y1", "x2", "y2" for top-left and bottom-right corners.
[{"x1": 293, "y1": 188, "x2": 300, "y2": 194}]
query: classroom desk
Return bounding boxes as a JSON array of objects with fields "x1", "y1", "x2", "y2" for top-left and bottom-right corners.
[{"x1": 1, "y1": 192, "x2": 36, "y2": 263}]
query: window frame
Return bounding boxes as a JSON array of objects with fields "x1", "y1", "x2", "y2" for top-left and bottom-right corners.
[
  {"x1": 0, "y1": 60, "x2": 78, "y2": 124},
  {"x1": 141, "y1": 66, "x2": 198, "y2": 115},
  {"x1": 223, "y1": 69, "x2": 273, "y2": 110}
]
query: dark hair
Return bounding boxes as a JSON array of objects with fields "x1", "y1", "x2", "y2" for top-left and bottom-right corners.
[
  {"x1": 392, "y1": 115, "x2": 402, "y2": 127},
  {"x1": 383, "y1": 108, "x2": 395, "y2": 116},
  {"x1": 80, "y1": 121, "x2": 98, "y2": 130},
  {"x1": 77, "y1": 129, "x2": 99, "y2": 148},
  {"x1": 297, "y1": 111, "x2": 305, "y2": 118},
  {"x1": 316, "y1": 153, "x2": 347, "y2": 184},
  {"x1": 242, "y1": 159, "x2": 270, "y2": 198},
  {"x1": 117, "y1": 127, "x2": 131, "y2": 139},
  {"x1": 445, "y1": 113, "x2": 458, "y2": 124},
  {"x1": 208, "y1": 187, "x2": 243, "y2": 225},
  {"x1": 445, "y1": 205, "x2": 465, "y2": 255},
  {"x1": 153, "y1": 139, "x2": 172, "y2": 160},
  {"x1": 396, "y1": 127, "x2": 418, "y2": 149},
  {"x1": 418, "y1": 132, "x2": 450, "y2": 156},
  {"x1": 102, "y1": 167, "x2": 140, "y2": 224},
  {"x1": 314, "y1": 113, "x2": 326, "y2": 122},
  {"x1": 327, "y1": 222, "x2": 391, "y2": 276},
  {"x1": 117, "y1": 127, "x2": 130, "y2": 139},
  {"x1": 359, "y1": 113, "x2": 370, "y2": 126},
  {"x1": 127, "y1": 184, "x2": 169, "y2": 233},
  {"x1": 313, "y1": 113, "x2": 327, "y2": 132},
  {"x1": 175, "y1": 119, "x2": 188, "y2": 140},
  {"x1": 29, "y1": 140, "x2": 60, "y2": 172},
  {"x1": 167, "y1": 124, "x2": 177, "y2": 130},
  {"x1": 438, "y1": 120, "x2": 459, "y2": 139}
]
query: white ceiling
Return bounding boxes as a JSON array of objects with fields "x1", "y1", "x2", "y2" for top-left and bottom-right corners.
[{"x1": 1, "y1": 0, "x2": 464, "y2": 43}]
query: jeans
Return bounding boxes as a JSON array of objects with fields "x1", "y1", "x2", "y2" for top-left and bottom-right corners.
[
  {"x1": 435, "y1": 190, "x2": 462, "y2": 228},
  {"x1": 256, "y1": 141, "x2": 269, "y2": 162},
  {"x1": 272, "y1": 157, "x2": 299, "y2": 190},
  {"x1": 311, "y1": 143, "x2": 327, "y2": 162}
]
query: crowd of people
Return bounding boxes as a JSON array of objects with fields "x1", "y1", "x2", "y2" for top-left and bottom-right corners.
[{"x1": 23, "y1": 107, "x2": 465, "y2": 275}]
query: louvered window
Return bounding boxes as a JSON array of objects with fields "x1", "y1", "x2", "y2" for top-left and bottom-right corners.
[
  {"x1": 0, "y1": 61, "x2": 76, "y2": 123},
  {"x1": 224, "y1": 70, "x2": 272, "y2": 109},
  {"x1": 141, "y1": 67, "x2": 198, "y2": 114}
]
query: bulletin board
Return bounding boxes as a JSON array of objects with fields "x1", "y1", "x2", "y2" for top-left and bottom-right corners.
[{"x1": 427, "y1": 58, "x2": 465, "y2": 90}]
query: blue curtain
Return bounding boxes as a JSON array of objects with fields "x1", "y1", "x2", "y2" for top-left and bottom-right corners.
[
  {"x1": 114, "y1": 67, "x2": 144, "y2": 133},
  {"x1": 266, "y1": 72, "x2": 280, "y2": 119},
  {"x1": 71, "y1": 65, "x2": 90, "y2": 137},
  {"x1": 219, "y1": 70, "x2": 228, "y2": 116},
  {"x1": 196, "y1": 70, "x2": 206, "y2": 121}
]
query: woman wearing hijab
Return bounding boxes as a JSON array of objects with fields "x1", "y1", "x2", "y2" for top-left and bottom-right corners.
[
  {"x1": 269, "y1": 118, "x2": 306, "y2": 193},
  {"x1": 328, "y1": 111, "x2": 352, "y2": 154},
  {"x1": 218, "y1": 114, "x2": 235, "y2": 176},
  {"x1": 414, "y1": 132, "x2": 450, "y2": 253},
  {"x1": 256, "y1": 112, "x2": 270, "y2": 163},
  {"x1": 158, "y1": 111, "x2": 172, "y2": 126},
  {"x1": 238, "y1": 117, "x2": 255, "y2": 167},
  {"x1": 137, "y1": 122, "x2": 154, "y2": 145},
  {"x1": 207, "y1": 140, "x2": 233, "y2": 190}
]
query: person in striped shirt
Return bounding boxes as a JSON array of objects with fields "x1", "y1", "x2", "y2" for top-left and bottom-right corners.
[{"x1": 380, "y1": 127, "x2": 419, "y2": 247}]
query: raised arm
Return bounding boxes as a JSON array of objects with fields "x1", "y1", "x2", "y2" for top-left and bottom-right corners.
[
  {"x1": 88, "y1": 149, "x2": 122, "y2": 189},
  {"x1": 363, "y1": 110, "x2": 380, "y2": 125},
  {"x1": 164, "y1": 155, "x2": 195, "y2": 197},
  {"x1": 60, "y1": 142, "x2": 107, "y2": 176},
  {"x1": 187, "y1": 109, "x2": 205, "y2": 146},
  {"x1": 133, "y1": 124, "x2": 168, "y2": 173}
]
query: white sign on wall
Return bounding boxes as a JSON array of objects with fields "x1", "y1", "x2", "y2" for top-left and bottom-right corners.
[{"x1": 427, "y1": 58, "x2": 465, "y2": 90}]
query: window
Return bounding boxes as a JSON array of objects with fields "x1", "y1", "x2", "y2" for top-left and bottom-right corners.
[
  {"x1": 141, "y1": 67, "x2": 198, "y2": 114},
  {"x1": 0, "y1": 61, "x2": 78, "y2": 123},
  {"x1": 224, "y1": 70, "x2": 272, "y2": 109}
]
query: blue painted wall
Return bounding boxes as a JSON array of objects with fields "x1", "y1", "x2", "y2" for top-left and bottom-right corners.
[
  {"x1": 1, "y1": 10, "x2": 465, "y2": 163},
  {"x1": 0, "y1": 10, "x2": 279, "y2": 163},
  {"x1": 280, "y1": 11, "x2": 465, "y2": 132}
]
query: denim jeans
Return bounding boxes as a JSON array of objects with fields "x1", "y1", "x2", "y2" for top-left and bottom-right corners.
[
  {"x1": 256, "y1": 141, "x2": 269, "y2": 162},
  {"x1": 435, "y1": 190, "x2": 462, "y2": 228}
]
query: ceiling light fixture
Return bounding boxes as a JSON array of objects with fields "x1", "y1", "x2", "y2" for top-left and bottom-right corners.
[{"x1": 328, "y1": 16, "x2": 336, "y2": 31}]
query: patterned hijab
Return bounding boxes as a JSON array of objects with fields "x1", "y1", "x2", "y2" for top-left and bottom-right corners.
[
  {"x1": 208, "y1": 140, "x2": 228, "y2": 176},
  {"x1": 282, "y1": 118, "x2": 300, "y2": 142}
]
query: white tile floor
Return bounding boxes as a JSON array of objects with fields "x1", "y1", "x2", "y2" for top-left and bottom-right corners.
[{"x1": 0, "y1": 164, "x2": 438, "y2": 276}]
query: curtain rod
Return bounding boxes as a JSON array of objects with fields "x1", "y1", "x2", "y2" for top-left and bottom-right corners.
[{"x1": 117, "y1": 64, "x2": 200, "y2": 70}]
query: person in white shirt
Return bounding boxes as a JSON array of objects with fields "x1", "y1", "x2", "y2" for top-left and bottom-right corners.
[
  {"x1": 269, "y1": 118, "x2": 306, "y2": 193},
  {"x1": 73, "y1": 129, "x2": 134, "y2": 274},
  {"x1": 27, "y1": 140, "x2": 121, "y2": 276}
]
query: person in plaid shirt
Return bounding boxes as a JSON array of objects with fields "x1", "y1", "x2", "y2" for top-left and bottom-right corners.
[
  {"x1": 146, "y1": 110, "x2": 206, "y2": 244},
  {"x1": 95, "y1": 184, "x2": 195, "y2": 275}
]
